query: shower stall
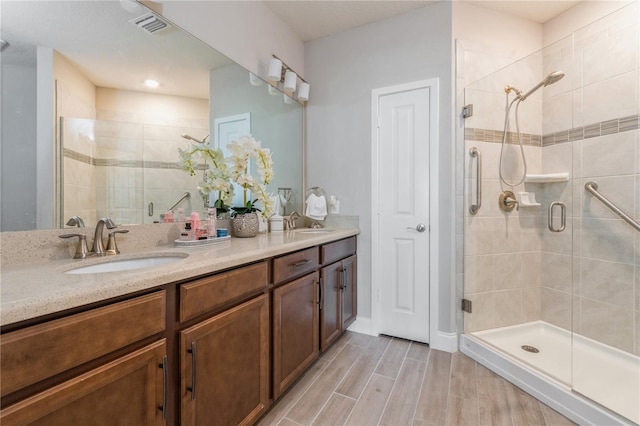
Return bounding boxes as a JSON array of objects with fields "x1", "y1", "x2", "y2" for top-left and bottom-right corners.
[{"x1": 459, "y1": 3, "x2": 640, "y2": 425}]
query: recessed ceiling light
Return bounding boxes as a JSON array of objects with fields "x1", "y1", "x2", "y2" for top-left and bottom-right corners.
[{"x1": 144, "y1": 79, "x2": 159, "y2": 89}]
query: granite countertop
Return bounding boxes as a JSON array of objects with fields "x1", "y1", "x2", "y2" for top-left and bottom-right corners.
[{"x1": 0, "y1": 228, "x2": 359, "y2": 327}]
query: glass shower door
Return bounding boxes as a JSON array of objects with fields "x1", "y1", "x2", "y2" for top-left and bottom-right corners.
[{"x1": 570, "y1": 3, "x2": 640, "y2": 422}]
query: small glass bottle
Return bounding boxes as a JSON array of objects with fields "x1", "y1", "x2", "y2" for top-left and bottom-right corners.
[{"x1": 207, "y1": 208, "x2": 217, "y2": 238}]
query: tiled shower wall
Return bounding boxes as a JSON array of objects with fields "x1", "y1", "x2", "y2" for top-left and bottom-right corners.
[
  {"x1": 461, "y1": 2, "x2": 640, "y2": 356},
  {"x1": 63, "y1": 117, "x2": 206, "y2": 225}
]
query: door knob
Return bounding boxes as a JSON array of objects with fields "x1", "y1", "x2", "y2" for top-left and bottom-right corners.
[{"x1": 406, "y1": 223, "x2": 427, "y2": 232}]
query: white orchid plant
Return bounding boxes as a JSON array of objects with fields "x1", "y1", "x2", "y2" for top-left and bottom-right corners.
[{"x1": 178, "y1": 135, "x2": 274, "y2": 218}]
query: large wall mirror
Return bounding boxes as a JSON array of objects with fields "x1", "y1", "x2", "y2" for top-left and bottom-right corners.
[{"x1": 1, "y1": 1, "x2": 303, "y2": 232}]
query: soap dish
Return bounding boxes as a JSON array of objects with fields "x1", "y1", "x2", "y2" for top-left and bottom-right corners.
[
  {"x1": 175, "y1": 235, "x2": 231, "y2": 247},
  {"x1": 517, "y1": 192, "x2": 541, "y2": 207}
]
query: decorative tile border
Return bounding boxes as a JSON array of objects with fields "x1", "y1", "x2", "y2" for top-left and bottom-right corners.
[
  {"x1": 63, "y1": 148, "x2": 206, "y2": 170},
  {"x1": 466, "y1": 114, "x2": 640, "y2": 146}
]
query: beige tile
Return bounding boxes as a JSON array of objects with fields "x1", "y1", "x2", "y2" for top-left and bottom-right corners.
[
  {"x1": 320, "y1": 331, "x2": 351, "y2": 362},
  {"x1": 311, "y1": 393, "x2": 355, "y2": 426},
  {"x1": 414, "y1": 349, "x2": 451, "y2": 426},
  {"x1": 374, "y1": 338, "x2": 410, "y2": 379},
  {"x1": 406, "y1": 341, "x2": 430, "y2": 362},
  {"x1": 379, "y1": 358, "x2": 426, "y2": 425},
  {"x1": 580, "y1": 298, "x2": 634, "y2": 353},
  {"x1": 463, "y1": 292, "x2": 495, "y2": 332},
  {"x1": 345, "y1": 331, "x2": 373, "y2": 348},
  {"x1": 335, "y1": 336, "x2": 390, "y2": 399},
  {"x1": 521, "y1": 251, "x2": 541, "y2": 287},
  {"x1": 504, "y1": 380, "x2": 547, "y2": 425},
  {"x1": 493, "y1": 217, "x2": 522, "y2": 254},
  {"x1": 522, "y1": 286, "x2": 542, "y2": 322},
  {"x1": 258, "y1": 359, "x2": 330, "y2": 425},
  {"x1": 345, "y1": 374, "x2": 394, "y2": 426},
  {"x1": 286, "y1": 344, "x2": 363, "y2": 425},
  {"x1": 464, "y1": 255, "x2": 494, "y2": 293},
  {"x1": 541, "y1": 287, "x2": 572, "y2": 330},
  {"x1": 446, "y1": 396, "x2": 478, "y2": 426},
  {"x1": 494, "y1": 253, "x2": 522, "y2": 290},
  {"x1": 540, "y1": 252, "x2": 572, "y2": 293},
  {"x1": 580, "y1": 258, "x2": 634, "y2": 309},
  {"x1": 579, "y1": 217, "x2": 635, "y2": 264},
  {"x1": 277, "y1": 418, "x2": 303, "y2": 426},
  {"x1": 477, "y1": 365, "x2": 512, "y2": 426},
  {"x1": 450, "y1": 352, "x2": 477, "y2": 400},
  {"x1": 494, "y1": 289, "x2": 524, "y2": 328},
  {"x1": 539, "y1": 402, "x2": 576, "y2": 425}
]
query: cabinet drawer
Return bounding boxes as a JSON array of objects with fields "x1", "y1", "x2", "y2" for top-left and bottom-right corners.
[
  {"x1": 180, "y1": 261, "x2": 268, "y2": 323},
  {"x1": 321, "y1": 237, "x2": 356, "y2": 265},
  {"x1": 1, "y1": 291, "x2": 166, "y2": 397},
  {"x1": 273, "y1": 247, "x2": 319, "y2": 285}
]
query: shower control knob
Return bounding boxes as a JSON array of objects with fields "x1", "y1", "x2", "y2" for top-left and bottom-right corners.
[{"x1": 406, "y1": 223, "x2": 427, "y2": 233}]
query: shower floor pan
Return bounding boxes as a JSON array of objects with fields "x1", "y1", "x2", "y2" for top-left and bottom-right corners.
[{"x1": 461, "y1": 321, "x2": 639, "y2": 425}]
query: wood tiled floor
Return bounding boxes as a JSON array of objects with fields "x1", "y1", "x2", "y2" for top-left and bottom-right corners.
[{"x1": 258, "y1": 332, "x2": 575, "y2": 426}]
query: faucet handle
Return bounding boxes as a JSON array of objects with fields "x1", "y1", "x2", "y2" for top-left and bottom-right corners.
[
  {"x1": 106, "y1": 230, "x2": 129, "y2": 255},
  {"x1": 59, "y1": 233, "x2": 90, "y2": 259}
]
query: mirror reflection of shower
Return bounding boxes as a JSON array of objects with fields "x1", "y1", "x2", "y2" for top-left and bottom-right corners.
[
  {"x1": 181, "y1": 133, "x2": 209, "y2": 144},
  {"x1": 278, "y1": 187, "x2": 292, "y2": 215},
  {"x1": 499, "y1": 71, "x2": 565, "y2": 186}
]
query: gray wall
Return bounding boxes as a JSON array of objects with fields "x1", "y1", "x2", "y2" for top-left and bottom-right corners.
[
  {"x1": 211, "y1": 64, "x2": 304, "y2": 213},
  {"x1": 305, "y1": 2, "x2": 455, "y2": 332}
]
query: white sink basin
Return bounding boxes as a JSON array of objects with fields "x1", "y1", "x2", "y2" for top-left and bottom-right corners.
[
  {"x1": 296, "y1": 229, "x2": 335, "y2": 234},
  {"x1": 63, "y1": 254, "x2": 188, "y2": 274}
]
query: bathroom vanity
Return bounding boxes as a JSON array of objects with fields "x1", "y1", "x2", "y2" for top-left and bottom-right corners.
[{"x1": 0, "y1": 229, "x2": 358, "y2": 425}]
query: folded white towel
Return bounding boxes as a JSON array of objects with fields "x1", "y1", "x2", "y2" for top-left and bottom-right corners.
[{"x1": 305, "y1": 194, "x2": 327, "y2": 220}]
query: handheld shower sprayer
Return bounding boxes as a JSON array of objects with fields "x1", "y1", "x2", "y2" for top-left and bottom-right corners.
[
  {"x1": 499, "y1": 71, "x2": 565, "y2": 187},
  {"x1": 181, "y1": 133, "x2": 209, "y2": 144},
  {"x1": 519, "y1": 71, "x2": 565, "y2": 101}
]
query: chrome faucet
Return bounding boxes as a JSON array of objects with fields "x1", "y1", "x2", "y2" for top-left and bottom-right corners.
[
  {"x1": 287, "y1": 211, "x2": 300, "y2": 229},
  {"x1": 66, "y1": 216, "x2": 85, "y2": 228},
  {"x1": 93, "y1": 218, "x2": 117, "y2": 256}
]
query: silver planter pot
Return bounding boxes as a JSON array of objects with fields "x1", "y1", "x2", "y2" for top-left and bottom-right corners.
[{"x1": 231, "y1": 212, "x2": 259, "y2": 238}]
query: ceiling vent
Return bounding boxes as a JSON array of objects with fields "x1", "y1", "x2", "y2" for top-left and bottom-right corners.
[{"x1": 130, "y1": 13, "x2": 171, "y2": 35}]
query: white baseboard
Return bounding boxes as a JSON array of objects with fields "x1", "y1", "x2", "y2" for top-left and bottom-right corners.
[
  {"x1": 347, "y1": 317, "x2": 376, "y2": 336},
  {"x1": 429, "y1": 331, "x2": 458, "y2": 353},
  {"x1": 348, "y1": 318, "x2": 458, "y2": 354}
]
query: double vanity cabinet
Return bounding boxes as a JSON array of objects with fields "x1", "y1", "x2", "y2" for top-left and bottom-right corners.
[{"x1": 0, "y1": 233, "x2": 357, "y2": 425}]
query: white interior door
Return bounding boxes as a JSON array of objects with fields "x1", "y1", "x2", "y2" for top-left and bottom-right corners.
[
  {"x1": 376, "y1": 87, "x2": 431, "y2": 343},
  {"x1": 213, "y1": 113, "x2": 250, "y2": 207}
]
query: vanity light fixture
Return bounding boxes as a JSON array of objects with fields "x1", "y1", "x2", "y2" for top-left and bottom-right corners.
[
  {"x1": 268, "y1": 85, "x2": 280, "y2": 96},
  {"x1": 283, "y1": 70, "x2": 297, "y2": 93},
  {"x1": 267, "y1": 55, "x2": 310, "y2": 102},
  {"x1": 249, "y1": 72, "x2": 263, "y2": 86},
  {"x1": 144, "y1": 79, "x2": 159, "y2": 89}
]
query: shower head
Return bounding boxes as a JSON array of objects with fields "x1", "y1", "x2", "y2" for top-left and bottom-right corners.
[
  {"x1": 181, "y1": 133, "x2": 209, "y2": 144},
  {"x1": 519, "y1": 71, "x2": 565, "y2": 101}
]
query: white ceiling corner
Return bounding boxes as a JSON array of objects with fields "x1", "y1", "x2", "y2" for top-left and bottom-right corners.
[{"x1": 264, "y1": 0, "x2": 585, "y2": 42}]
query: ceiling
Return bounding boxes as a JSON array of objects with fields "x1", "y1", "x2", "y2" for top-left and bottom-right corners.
[
  {"x1": 0, "y1": 1, "x2": 582, "y2": 100},
  {"x1": 264, "y1": 0, "x2": 583, "y2": 42},
  {"x1": 0, "y1": 1, "x2": 230, "y2": 99}
]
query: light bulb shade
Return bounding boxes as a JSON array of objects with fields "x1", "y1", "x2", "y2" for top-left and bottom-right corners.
[
  {"x1": 267, "y1": 58, "x2": 282, "y2": 82},
  {"x1": 268, "y1": 84, "x2": 280, "y2": 96},
  {"x1": 249, "y1": 72, "x2": 263, "y2": 86},
  {"x1": 284, "y1": 70, "x2": 297, "y2": 93},
  {"x1": 297, "y1": 82, "x2": 310, "y2": 101}
]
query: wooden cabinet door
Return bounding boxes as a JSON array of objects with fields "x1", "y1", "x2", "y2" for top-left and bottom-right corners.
[
  {"x1": 341, "y1": 255, "x2": 357, "y2": 330},
  {"x1": 180, "y1": 294, "x2": 269, "y2": 426},
  {"x1": 320, "y1": 262, "x2": 342, "y2": 351},
  {"x1": 272, "y1": 271, "x2": 319, "y2": 399},
  {"x1": 1, "y1": 340, "x2": 167, "y2": 426}
]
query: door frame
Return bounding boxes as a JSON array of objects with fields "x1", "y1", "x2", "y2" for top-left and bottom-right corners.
[{"x1": 370, "y1": 78, "x2": 443, "y2": 349}]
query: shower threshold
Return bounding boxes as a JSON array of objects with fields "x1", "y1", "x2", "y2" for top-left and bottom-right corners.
[{"x1": 461, "y1": 321, "x2": 639, "y2": 425}]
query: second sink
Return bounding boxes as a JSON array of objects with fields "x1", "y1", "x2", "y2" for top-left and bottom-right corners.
[{"x1": 63, "y1": 253, "x2": 188, "y2": 274}]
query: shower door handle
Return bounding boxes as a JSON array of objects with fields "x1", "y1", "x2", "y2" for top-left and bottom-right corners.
[
  {"x1": 469, "y1": 147, "x2": 482, "y2": 214},
  {"x1": 548, "y1": 201, "x2": 566, "y2": 232}
]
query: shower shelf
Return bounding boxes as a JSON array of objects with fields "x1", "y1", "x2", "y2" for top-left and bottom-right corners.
[{"x1": 524, "y1": 173, "x2": 569, "y2": 183}]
